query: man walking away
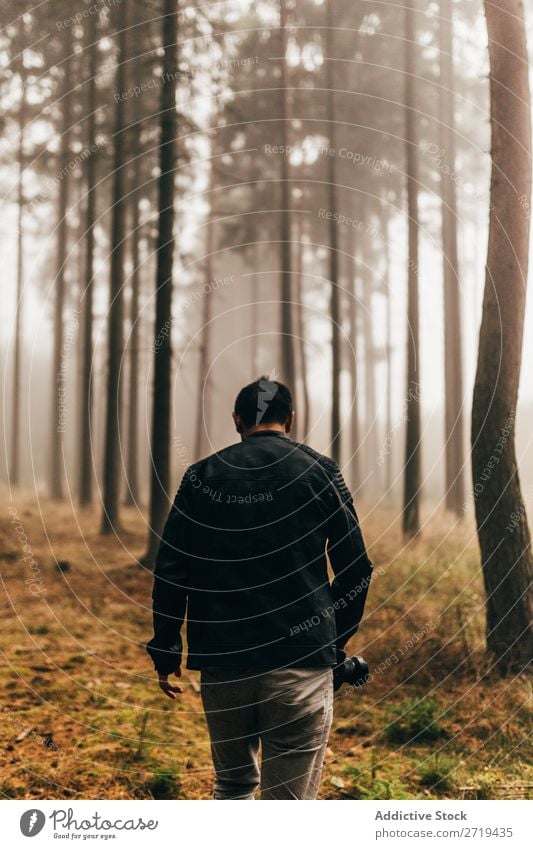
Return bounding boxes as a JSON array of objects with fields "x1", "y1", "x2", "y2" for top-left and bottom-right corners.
[{"x1": 147, "y1": 377, "x2": 373, "y2": 799}]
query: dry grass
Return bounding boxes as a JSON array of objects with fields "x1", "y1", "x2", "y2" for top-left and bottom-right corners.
[{"x1": 0, "y1": 496, "x2": 531, "y2": 800}]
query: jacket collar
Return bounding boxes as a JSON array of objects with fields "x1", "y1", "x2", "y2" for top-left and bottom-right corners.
[{"x1": 244, "y1": 430, "x2": 289, "y2": 440}]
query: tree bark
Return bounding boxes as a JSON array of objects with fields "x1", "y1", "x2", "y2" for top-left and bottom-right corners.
[
  {"x1": 194, "y1": 155, "x2": 215, "y2": 461},
  {"x1": 251, "y1": 245, "x2": 260, "y2": 377},
  {"x1": 11, "y1": 74, "x2": 25, "y2": 487},
  {"x1": 348, "y1": 225, "x2": 360, "y2": 492},
  {"x1": 279, "y1": 0, "x2": 295, "y2": 391},
  {"x1": 144, "y1": 0, "x2": 178, "y2": 564},
  {"x1": 326, "y1": 0, "x2": 341, "y2": 463},
  {"x1": 50, "y1": 38, "x2": 72, "y2": 500},
  {"x1": 124, "y1": 0, "x2": 143, "y2": 507},
  {"x1": 362, "y1": 259, "x2": 378, "y2": 487},
  {"x1": 379, "y1": 203, "x2": 393, "y2": 495},
  {"x1": 402, "y1": 0, "x2": 422, "y2": 537},
  {"x1": 440, "y1": 0, "x2": 465, "y2": 517},
  {"x1": 124, "y1": 196, "x2": 142, "y2": 506},
  {"x1": 472, "y1": 0, "x2": 533, "y2": 674},
  {"x1": 294, "y1": 209, "x2": 310, "y2": 441},
  {"x1": 101, "y1": 5, "x2": 129, "y2": 533},
  {"x1": 79, "y1": 10, "x2": 98, "y2": 506}
]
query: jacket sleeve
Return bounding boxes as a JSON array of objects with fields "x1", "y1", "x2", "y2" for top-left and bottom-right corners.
[
  {"x1": 325, "y1": 463, "x2": 373, "y2": 650},
  {"x1": 146, "y1": 468, "x2": 193, "y2": 675}
]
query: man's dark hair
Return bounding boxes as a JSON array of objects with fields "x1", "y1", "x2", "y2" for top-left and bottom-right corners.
[{"x1": 234, "y1": 376, "x2": 293, "y2": 428}]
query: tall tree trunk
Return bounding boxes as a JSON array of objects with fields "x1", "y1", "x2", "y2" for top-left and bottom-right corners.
[
  {"x1": 124, "y1": 192, "x2": 142, "y2": 506},
  {"x1": 50, "y1": 39, "x2": 72, "y2": 500},
  {"x1": 79, "y1": 11, "x2": 97, "y2": 507},
  {"x1": 251, "y1": 245, "x2": 260, "y2": 377},
  {"x1": 362, "y1": 262, "x2": 378, "y2": 486},
  {"x1": 124, "y1": 0, "x2": 143, "y2": 507},
  {"x1": 11, "y1": 75, "x2": 25, "y2": 487},
  {"x1": 144, "y1": 0, "x2": 178, "y2": 564},
  {"x1": 348, "y1": 223, "x2": 360, "y2": 492},
  {"x1": 326, "y1": 0, "x2": 341, "y2": 463},
  {"x1": 279, "y1": 0, "x2": 295, "y2": 390},
  {"x1": 402, "y1": 0, "x2": 422, "y2": 537},
  {"x1": 472, "y1": 0, "x2": 533, "y2": 674},
  {"x1": 380, "y1": 204, "x2": 393, "y2": 495},
  {"x1": 194, "y1": 159, "x2": 215, "y2": 461},
  {"x1": 101, "y1": 6, "x2": 129, "y2": 533},
  {"x1": 440, "y1": 0, "x2": 465, "y2": 517},
  {"x1": 294, "y1": 209, "x2": 310, "y2": 441}
]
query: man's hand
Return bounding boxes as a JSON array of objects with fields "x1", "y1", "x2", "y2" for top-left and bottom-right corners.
[{"x1": 158, "y1": 668, "x2": 183, "y2": 699}]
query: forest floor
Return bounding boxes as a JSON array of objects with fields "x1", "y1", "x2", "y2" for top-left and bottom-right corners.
[{"x1": 0, "y1": 494, "x2": 532, "y2": 801}]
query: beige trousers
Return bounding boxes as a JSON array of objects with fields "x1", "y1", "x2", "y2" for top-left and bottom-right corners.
[{"x1": 200, "y1": 665, "x2": 334, "y2": 800}]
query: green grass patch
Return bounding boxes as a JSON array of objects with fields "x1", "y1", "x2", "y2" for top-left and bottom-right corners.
[
  {"x1": 418, "y1": 754, "x2": 457, "y2": 793},
  {"x1": 139, "y1": 768, "x2": 182, "y2": 800},
  {"x1": 384, "y1": 697, "x2": 447, "y2": 744}
]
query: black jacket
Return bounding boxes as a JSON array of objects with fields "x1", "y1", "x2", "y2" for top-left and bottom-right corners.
[{"x1": 146, "y1": 430, "x2": 373, "y2": 673}]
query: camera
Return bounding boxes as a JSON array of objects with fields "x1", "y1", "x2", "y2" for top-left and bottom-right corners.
[{"x1": 333, "y1": 649, "x2": 369, "y2": 691}]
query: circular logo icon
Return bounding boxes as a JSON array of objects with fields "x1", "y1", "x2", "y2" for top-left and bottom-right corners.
[{"x1": 20, "y1": 809, "x2": 46, "y2": 837}]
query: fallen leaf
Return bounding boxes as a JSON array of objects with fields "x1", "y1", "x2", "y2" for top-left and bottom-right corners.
[{"x1": 15, "y1": 727, "x2": 34, "y2": 743}]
